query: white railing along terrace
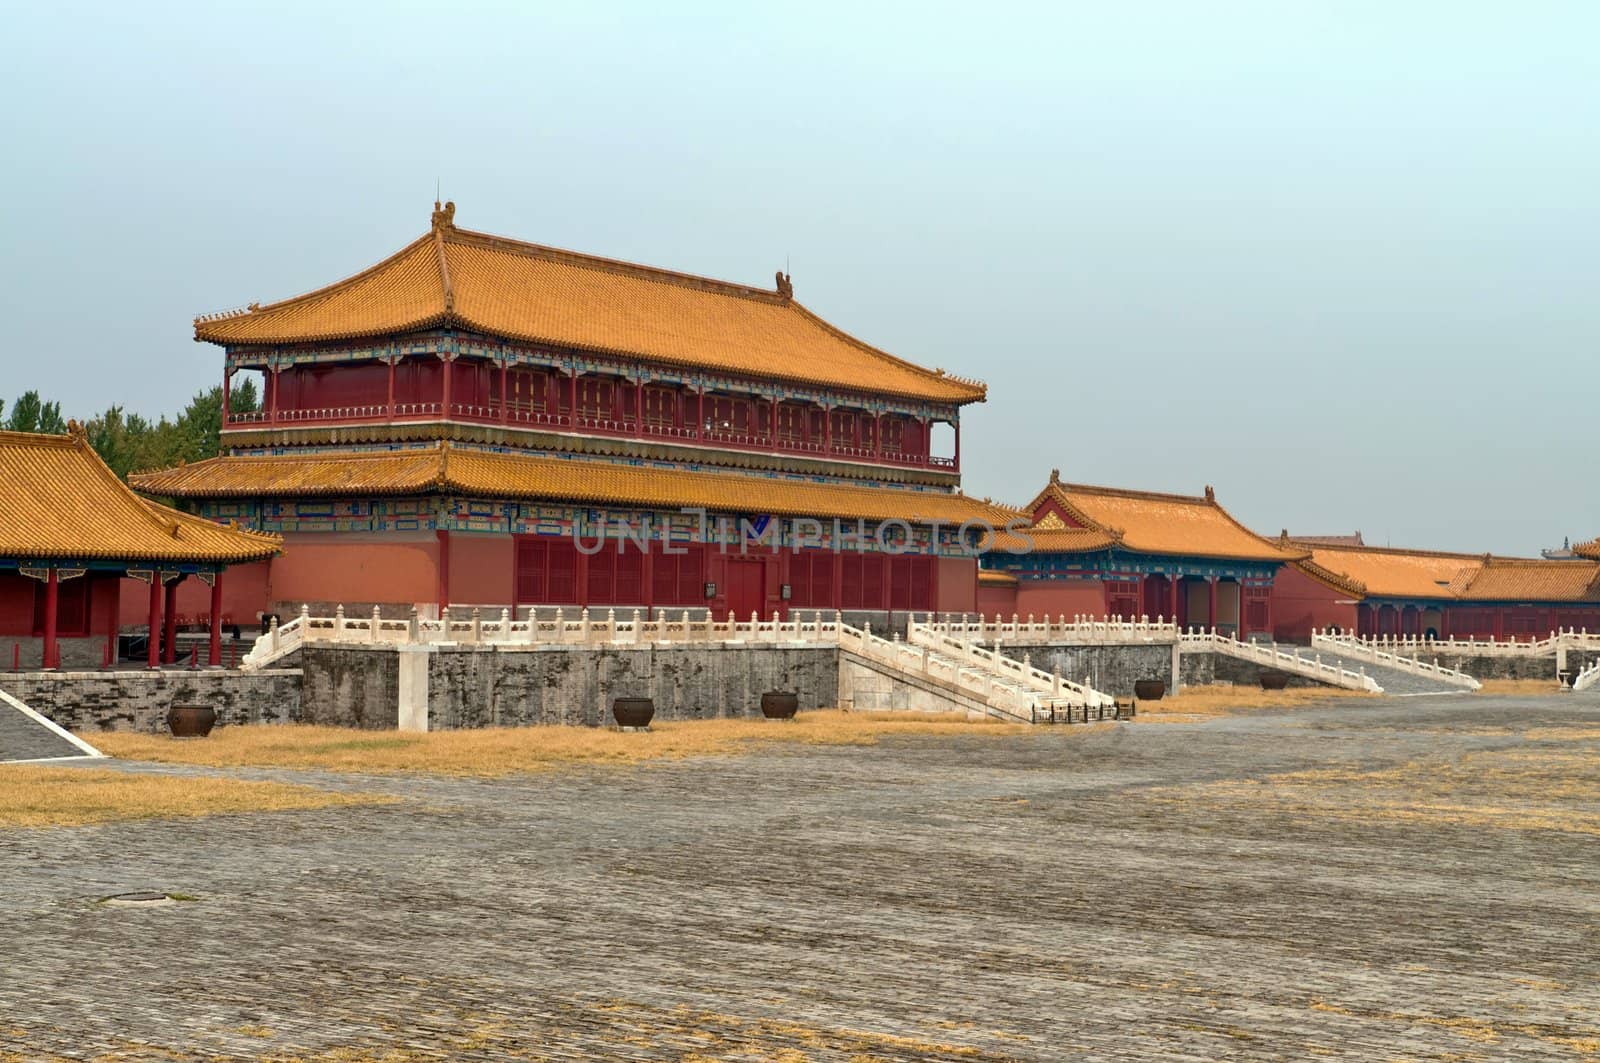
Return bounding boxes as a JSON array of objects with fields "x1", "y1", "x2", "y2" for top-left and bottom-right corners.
[
  {"x1": 1313, "y1": 628, "x2": 1600, "y2": 658},
  {"x1": 1573, "y1": 659, "x2": 1600, "y2": 692},
  {"x1": 927, "y1": 615, "x2": 1179, "y2": 645},
  {"x1": 1308, "y1": 633, "x2": 1482, "y2": 689},
  {"x1": 1180, "y1": 630, "x2": 1382, "y2": 693}
]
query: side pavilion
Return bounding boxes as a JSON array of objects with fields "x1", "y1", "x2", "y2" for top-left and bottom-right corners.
[
  {"x1": 978, "y1": 471, "x2": 1305, "y2": 638},
  {"x1": 0, "y1": 428, "x2": 281, "y2": 669}
]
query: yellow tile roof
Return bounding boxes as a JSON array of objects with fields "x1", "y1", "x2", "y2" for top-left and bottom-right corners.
[
  {"x1": 1290, "y1": 542, "x2": 1479, "y2": 600},
  {"x1": 1014, "y1": 477, "x2": 1303, "y2": 563},
  {"x1": 1447, "y1": 558, "x2": 1600, "y2": 602},
  {"x1": 1574, "y1": 537, "x2": 1600, "y2": 561},
  {"x1": 131, "y1": 444, "x2": 1016, "y2": 527},
  {"x1": 193, "y1": 204, "x2": 985, "y2": 405},
  {"x1": 981, "y1": 527, "x2": 1119, "y2": 554},
  {"x1": 1293, "y1": 542, "x2": 1600, "y2": 603},
  {"x1": 0, "y1": 430, "x2": 281, "y2": 564}
]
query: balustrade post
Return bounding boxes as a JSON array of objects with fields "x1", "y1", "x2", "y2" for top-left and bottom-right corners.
[
  {"x1": 471, "y1": 607, "x2": 481, "y2": 644},
  {"x1": 333, "y1": 605, "x2": 345, "y2": 642},
  {"x1": 633, "y1": 608, "x2": 643, "y2": 644},
  {"x1": 580, "y1": 607, "x2": 590, "y2": 641},
  {"x1": 407, "y1": 605, "x2": 419, "y2": 643},
  {"x1": 371, "y1": 606, "x2": 381, "y2": 644},
  {"x1": 605, "y1": 608, "x2": 616, "y2": 644},
  {"x1": 553, "y1": 607, "x2": 565, "y2": 644},
  {"x1": 269, "y1": 614, "x2": 279, "y2": 654},
  {"x1": 499, "y1": 607, "x2": 510, "y2": 641}
]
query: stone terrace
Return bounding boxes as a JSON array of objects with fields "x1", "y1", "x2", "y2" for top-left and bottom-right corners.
[{"x1": 3, "y1": 694, "x2": 1600, "y2": 1059}]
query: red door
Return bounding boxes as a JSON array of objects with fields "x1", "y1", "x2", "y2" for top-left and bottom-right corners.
[{"x1": 727, "y1": 558, "x2": 765, "y2": 620}]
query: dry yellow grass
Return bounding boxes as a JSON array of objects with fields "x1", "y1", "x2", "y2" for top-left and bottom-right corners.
[
  {"x1": 88, "y1": 710, "x2": 1041, "y2": 777},
  {"x1": 1155, "y1": 723, "x2": 1600, "y2": 836},
  {"x1": 1134, "y1": 684, "x2": 1371, "y2": 722},
  {"x1": 0, "y1": 765, "x2": 392, "y2": 829},
  {"x1": 1474, "y1": 678, "x2": 1566, "y2": 696}
]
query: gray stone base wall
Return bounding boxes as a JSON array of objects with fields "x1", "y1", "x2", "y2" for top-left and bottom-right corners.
[
  {"x1": 1179, "y1": 653, "x2": 1324, "y2": 690},
  {"x1": 421, "y1": 645, "x2": 838, "y2": 729},
  {"x1": 0, "y1": 670, "x2": 303, "y2": 734},
  {"x1": 299, "y1": 647, "x2": 401, "y2": 729},
  {"x1": 996, "y1": 644, "x2": 1177, "y2": 699}
]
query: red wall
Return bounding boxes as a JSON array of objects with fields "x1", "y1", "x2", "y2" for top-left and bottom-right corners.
[
  {"x1": 1271, "y1": 565, "x2": 1358, "y2": 642},
  {"x1": 447, "y1": 533, "x2": 515, "y2": 608},
  {"x1": 935, "y1": 557, "x2": 978, "y2": 614},
  {"x1": 1015, "y1": 578, "x2": 1107, "y2": 622},
  {"x1": 269, "y1": 532, "x2": 439, "y2": 613}
]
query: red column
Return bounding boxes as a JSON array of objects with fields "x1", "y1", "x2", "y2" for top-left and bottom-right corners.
[
  {"x1": 770, "y1": 398, "x2": 779, "y2": 449},
  {"x1": 1207, "y1": 577, "x2": 1218, "y2": 632},
  {"x1": 953, "y1": 419, "x2": 960, "y2": 471},
  {"x1": 42, "y1": 570, "x2": 59, "y2": 670},
  {"x1": 1170, "y1": 576, "x2": 1180, "y2": 625},
  {"x1": 1237, "y1": 583, "x2": 1249, "y2": 640},
  {"x1": 221, "y1": 365, "x2": 231, "y2": 428},
  {"x1": 569, "y1": 368, "x2": 578, "y2": 425},
  {"x1": 147, "y1": 577, "x2": 161, "y2": 669},
  {"x1": 874, "y1": 412, "x2": 883, "y2": 460},
  {"x1": 823, "y1": 405, "x2": 831, "y2": 456},
  {"x1": 268, "y1": 368, "x2": 280, "y2": 425},
  {"x1": 635, "y1": 379, "x2": 644, "y2": 436},
  {"x1": 696, "y1": 388, "x2": 705, "y2": 442},
  {"x1": 1263, "y1": 585, "x2": 1273, "y2": 639},
  {"x1": 436, "y1": 529, "x2": 451, "y2": 618},
  {"x1": 500, "y1": 362, "x2": 509, "y2": 425},
  {"x1": 386, "y1": 358, "x2": 396, "y2": 420},
  {"x1": 441, "y1": 356, "x2": 453, "y2": 418},
  {"x1": 208, "y1": 573, "x2": 223, "y2": 667},
  {"x1": 162, "y1": 578, "x2": 180, "y2": 664}
]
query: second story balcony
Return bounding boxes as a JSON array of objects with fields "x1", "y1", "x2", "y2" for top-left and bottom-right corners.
[{"x1": 224, "y1": 359, "x2": 960, "y2": 474}]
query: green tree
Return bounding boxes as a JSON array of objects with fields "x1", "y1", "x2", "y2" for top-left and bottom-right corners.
[{"x1": 5, "y1": 390, "x2": 65, "y2": 434}]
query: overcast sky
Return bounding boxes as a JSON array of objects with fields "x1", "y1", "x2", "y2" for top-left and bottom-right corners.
[{"x1": 2, "y1": 2, "x2": 1594, "y2": 555}]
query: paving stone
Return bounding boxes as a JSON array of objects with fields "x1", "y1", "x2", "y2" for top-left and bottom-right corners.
[{"x1": 1, "y1": 693, "x2": 1598, "y2": 1059}]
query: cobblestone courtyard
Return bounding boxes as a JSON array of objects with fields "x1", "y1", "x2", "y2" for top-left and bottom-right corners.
[{"x1": 4, "y1": 694, "x2": 1599, "y2": 1061}]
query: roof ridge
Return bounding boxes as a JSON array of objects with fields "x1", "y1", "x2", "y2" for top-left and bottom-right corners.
[
  {"x1": 445, "y1": 226, "x2": 791, "y2": 305},
  {"x1": 785, "y1": 300, "x2": 986, "y2": 400},
  {"x1": 1057, "y1": 480, "x2": 1214, "y2": 505},
  {"x1": 194, "y1": 233, "x2": 441, "y2": 329},
  {"x1": 1293, "y1": 540, "x2": 1519, "y2": 562},
  {"x1": 64, "y1": 428, "x2": 191, "y2": 539}
]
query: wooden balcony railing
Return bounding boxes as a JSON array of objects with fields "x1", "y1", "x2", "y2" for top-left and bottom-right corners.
[{"x1": 224, "y1": 402, "x2": 957, "y2": 471}]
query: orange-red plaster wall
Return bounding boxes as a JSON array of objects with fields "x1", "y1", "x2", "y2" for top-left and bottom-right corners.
[
  {"x1": 936, "y1": 557, "x2": 978, "y2": 614},
  {"x1": 447, "y1": 533, "x2": 514, "y2": 607},
  {"x1": 1271, "y1": 564, "x2": 1358, "y2": 642},
  {"x1": 1011, "y1": 579, "x2": 1107, "y2": 622},
  {"x1": 267, "y1": 532, "x2": 439, "y2": 612},
  {"x1": 118, "y1": 562, "x2": 272, "y2": 631},
  {"x1": 976, "y1": 580, "x2": 1017, "y2": 619}
]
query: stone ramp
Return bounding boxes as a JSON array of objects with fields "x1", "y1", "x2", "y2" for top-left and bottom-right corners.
[
  {"x1": 0, "y1": 689, "x2": 103, "y2": 763},
  {"x1": 1294, "y1": 646, "x2": 1466, "y2": 695}
]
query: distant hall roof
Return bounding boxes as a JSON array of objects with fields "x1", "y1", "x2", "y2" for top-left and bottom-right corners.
[{"x1": 194, "y1": 202, "x2": 986, "y2": 405}]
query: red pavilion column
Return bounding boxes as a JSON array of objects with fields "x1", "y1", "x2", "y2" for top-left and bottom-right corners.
[
  {"x1": 874, "y1": 412, "x2": 883, "y2": 460},
  {"x1": 162, "y1": 578, "x2": 180, "y2": 664},
  {"x1": 221, "y1": 363, "x2": 231, "y2": 428},
  {"x1": 953, "y1": 419, "x2": 960, "y2": 471},
  {"x1": 386, "y1": 358, "x2": 396, "y2": 420},
  {"x1": 268, "y1": 367, "x2": 280, "y2": 426},
  {"x1": 696, "y1": 387, "x2": 705, "y2": 442},
  {"x1": 569, "y1": 367, "x2": 578, "y2": 425},
  {"x1": 42, "y1": 569, "x2": 59, "y2": 670},
  {"x1": 1207, "y1": 576, "x2": 1218, "y2": 633},
  {"x1": 500, "y1": 361, "x2": 510, "y2": 425},
  {"x1": 147, "y1": 577, "x2": 162, "y2": 669},
  {"x1": 635, "y1": 379, "x2": 644, "y2": 437},
  {"x1": 823, "y1": 403, "x2": 832, "y2": 457},
  {"x1": 440, "y1": 354, "x2": 453, "y2": 418},
  {"x1": 208, "y1": 573, "x2": 223, "y2": 667},
  {"x1": 1170, "y1": 575, "x2": 1180, "y2": 626}
]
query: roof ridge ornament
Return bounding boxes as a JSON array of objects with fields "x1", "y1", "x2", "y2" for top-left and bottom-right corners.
[
  {"x1": 775, "y1": 270, "x2": 793, "y2": 300},
  {"x1": 1204, "y1": 485, "x2": 1216, "y2": 502},
  {"x1": 432, "y1": 199, "x2": 456, "y2": 232}
]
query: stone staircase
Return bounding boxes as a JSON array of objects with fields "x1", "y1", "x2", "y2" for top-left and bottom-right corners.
[
  {"x1": 844, "y1": 623, "x2": 1121, "y2": 725},
  {"x1": 1308, "y1": 634, "x2": 1480, "y2": 693}
]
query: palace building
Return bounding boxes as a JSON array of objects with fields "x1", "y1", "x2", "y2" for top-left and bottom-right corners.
[
  {"x1": 1273, "y1": 540, "x2": 1600, "y2": 641},
  {"x1": 976, "y1": 472, "x2": 1304, "y2": 638},
  {"x1": 131, "y1": 203, "x2": 1005, "y2": 622},
  {"x1": 0, "y1": 428, "x2": 279, "y2": 669}
]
